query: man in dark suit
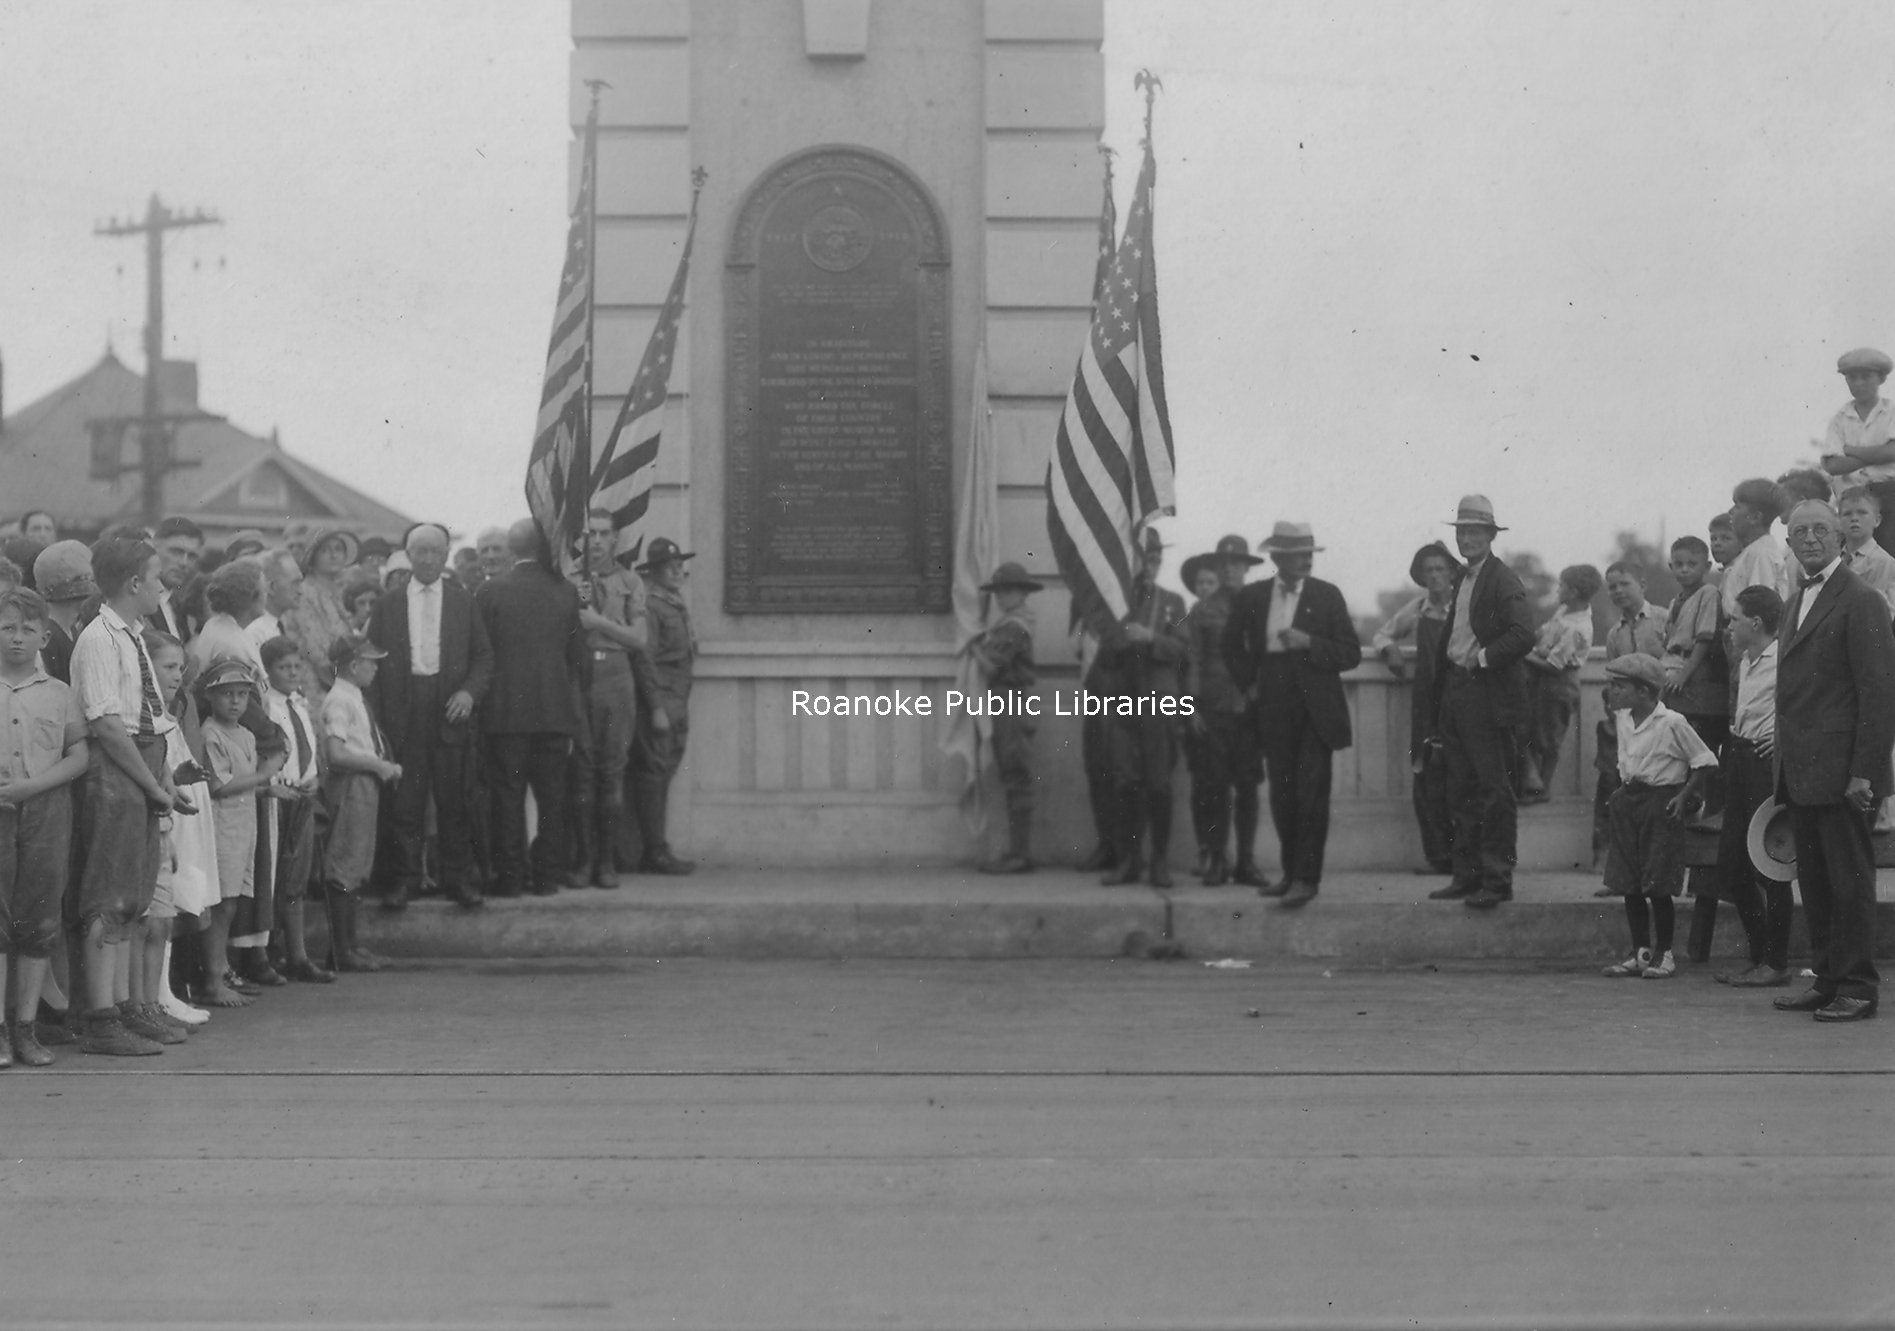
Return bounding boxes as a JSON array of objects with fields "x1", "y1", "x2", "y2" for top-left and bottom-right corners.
[
  {"x1": 475, "y1": 519, "x2": 585, "y2": 897},
  {"x1": 1426, "y1": 495, "x2": 1536, "y2": 910},
  {"x1": 1772, "y1": 498, "x2": 1894, "y2": 1022},
  {"x1": 366, "y1": 522, "x2": 493, "y2": 910},
  {"x1": 1222, "y1": 521, "x2": 1362, "y2": 908},
  {"x1": 1093, "y1": 530, "x2": 1191, "y2": 888}
]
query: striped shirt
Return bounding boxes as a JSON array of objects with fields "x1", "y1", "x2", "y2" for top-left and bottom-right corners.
[{"x1": 70, "y1": 603, "x2": 173, "y2": 736}]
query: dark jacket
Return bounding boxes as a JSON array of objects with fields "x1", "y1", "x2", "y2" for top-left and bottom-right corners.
[
  {"x1": 1222, "y1": 576, "x2": 1362, "y2": 751},
  {"x1": 1092, "y1": 579, "x2": 1190, "y2": 697},
  {"x1": 475, "y1": 561, "x2": 585, "y2": 736},
  {"x1": 1429, "y1": 556, "x2": 1535, "y2": 728},
  {"x1": 1776, "y1": 560, "x2": 1895, "y2": 805},
  {"x1": 365, "y1": 576, "x2": 494, "y2": 755}
]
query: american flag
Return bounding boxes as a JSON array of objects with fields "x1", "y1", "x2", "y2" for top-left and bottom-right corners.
[
  {"x1": 1045, "y1": 131, "x2": 1175, "y2": 638},
  {"x1": 591, "y1": 170, "x2": 704, "y2": 565},
  {"x1": 525, "y1": 96, "x2": 600, "y2": 575}
]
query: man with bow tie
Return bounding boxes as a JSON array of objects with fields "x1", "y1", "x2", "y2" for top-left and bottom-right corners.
[
  {"x1": 1222, "y1": 521, "x2": 1363, "y2": 908},
  {"x1": 1769, "y1": 499, "x2": 1895, "y2": 1022}
]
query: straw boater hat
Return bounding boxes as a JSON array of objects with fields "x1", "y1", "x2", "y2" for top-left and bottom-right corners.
[
  {"x1": 1179, "y1": 552, "x2": 1218, "y2": 591},
  {"x1": 1261, "y1": 521, "x2": 1323, "y2": 554},
  {"x1": 1214, "y1": 534, "x2": 1266, "y2": 567},
  {"x1": 1837, "y1": 347, "x2": 1893, "y2": 376},
  {"x1": 978, "y1": 561, "x2": 1043, "y2": 594},
  {"x1": 1446, "y1": 494, "x2": 1507, "y2": 531},
  {"x1": 1747, "y1": 799, "x2": 1798, "y2": 883},
  {"x1": 1407, "y1": 540, "x2": 1464, "y2": 587}
]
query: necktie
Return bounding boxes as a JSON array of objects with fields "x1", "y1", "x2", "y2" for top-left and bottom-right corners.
[
  {"x1": 1800, "y1": 574, "x2": 1826, "y2": 590},
  {"x1": 133, "y1": 631, "x2": 163, "y2": 738},
  {"x1": 286, "y1": 700, "x2": 313, "y2": 773}
]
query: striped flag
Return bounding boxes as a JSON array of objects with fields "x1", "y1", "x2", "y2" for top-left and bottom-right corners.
[
  {"x1": 591, "y1": 170, "x2": 705, "y2": 565},
  {"x1": 1092, "y1": 146, "x2": 1117, "y2": 306},
  {"x1": 1045, "y1": 130, "x2": 1175, "y2": 639},
  {"x1": 525, "y1": 97, "x2": 600, "y2": 575}
]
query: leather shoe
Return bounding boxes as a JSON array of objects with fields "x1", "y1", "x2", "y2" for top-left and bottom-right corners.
[
  {"x1": 1100, "y1": 859, "x2": 1144, "y2": 886},
  {"x1": 1076, "y1": 845, "x2": 1116, "y2": 873},
  {"x1": 1254, "y1": 878, "x2": 1290, "y2": 898},
  {"x1": 1774, "y1": 988, "x2": 1833, "y2": 1012},
  {"x1": 1813, "y1": 996, "x2": 1877, "y2": 1022},
  {"x1": 1730, "y1": 966, "x2": 1792, "y2": 988},
  {"x1": 641, "y1": 853, "x2": 696, "y2": 876},
  {"x1": 1277, "y1": 880, "x2": 1318, "y2": 908},
  {"x1": 1464, "y1": 888, "x2": 1511, "y2": 910},
  {"x1": 1428, "y1": 880, "x2": 1478, "y2": 900},
  {"x1": 1201, "y1": 854, "x2": 1229, "y2": 887},
  {"x1": 1232, "y1": 860, "x2": 1270, "y2": 889},
  {"x1": 1147, "y1": 860, "x2": 1173, "y2": 889}
]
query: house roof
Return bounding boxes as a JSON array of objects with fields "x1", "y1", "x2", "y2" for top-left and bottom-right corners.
[{"x1": 0, "y1": 351, "x2": 412, "y2": 537}]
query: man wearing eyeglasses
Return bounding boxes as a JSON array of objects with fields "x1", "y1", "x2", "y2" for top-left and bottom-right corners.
[{"x1": 1772, "y1": 499, "x2": 1895, "y2": 1022}]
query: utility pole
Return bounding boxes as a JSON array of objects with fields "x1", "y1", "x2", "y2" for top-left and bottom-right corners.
[{"x1": 95, "y1": 193, "x2": 220, "y2": 527}]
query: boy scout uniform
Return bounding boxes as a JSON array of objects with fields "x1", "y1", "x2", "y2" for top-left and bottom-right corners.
[
  {"x1": 971, "y1": 562, "x2": 1043, "y2": 874},
  {"x1": 631, "y1": 539, "x2": 697, "y2": 874},
  {"x1": 573, "y1": 562, "x2": 648, "y2": 887}
]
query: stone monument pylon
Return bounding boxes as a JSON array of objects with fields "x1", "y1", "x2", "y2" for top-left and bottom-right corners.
[{"x1": 574, "y1": 0, "x2": 1106, "y2": 865}]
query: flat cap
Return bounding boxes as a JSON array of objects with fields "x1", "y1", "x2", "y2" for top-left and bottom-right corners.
[
  {"x1": 1604, "y1": 654, "x2": 1666, "y2": 691},
  {"x1": 1838, "y1": 347, "x2": 1893, "y2": 376}
]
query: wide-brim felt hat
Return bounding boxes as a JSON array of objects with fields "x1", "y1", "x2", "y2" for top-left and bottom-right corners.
[
  {"x1": 1747, "y1": 798, "x2": 1797, "y2": 883},
  {"x1": 979, "y1": 560, "x2": 1043, "y2": 594},
  {"x1": 636, "y1": 537, "x2": 696, "y2": 572},
  {"x1": 1262, "y1": 521, "x2": 1323, "y2": 554},
  {"x1": 1214, "y1": 534, "x2": 1265, "y2": 566},
  {"x1": 1446, "y1": 493, "x2": 1508, "y2": 531},
  {"x1": 1408, "y1": 541, "x2": 1464, "y2": 587},
  {"x1": 1179, "y1": 553, "x2": 1218, "y2": 591}
]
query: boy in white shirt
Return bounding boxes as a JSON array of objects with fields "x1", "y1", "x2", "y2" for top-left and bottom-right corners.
[
  {"x1": 260, "y1": 637, "x2": 330, "y2": 983},
  {"x1": 1712, "y1": 587, "x2": 1791, "y2": 989},
  {"x1": 1598, "y1": 653, "x2": 1718, "y2": 980}
]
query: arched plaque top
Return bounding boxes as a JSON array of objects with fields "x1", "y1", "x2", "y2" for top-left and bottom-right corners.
[{"x1": 727, "y1": 143, "x2": 950, "y2": 270}]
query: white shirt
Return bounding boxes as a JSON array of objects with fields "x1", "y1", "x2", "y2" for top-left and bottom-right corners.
[
  {"x1": 70, "y1": 603, "x2": 174, "y2": 734},
  {"x1": 1793, "y1": 555, "x2": 1844, "y2": 631},
  {"x1": 406, "y1": 578, "x2": 443, "y2": 677},
  {"x1": 1846, "y1": 541, "x2": 1895, "y2": 614},
  {"x1": 1731, "y1": 642, "x2": 1777, "y2": 743},
  {"x1": 1826, "y1": 395, "x2": 1895, "y2": 484},
  {"x1": 320, "y1": 676, "x2": 378, "y2": 762},
  {"x1": 1263, "y1": 578, "x2": 1303, "y2": 653},
  {"x1": 1615, "y1": 702, "x2": 1719, "y2": 786},
  {"x1": 1721, "y1": 533, "x2": 1792, "y2": 617},
  {"x1": 154, "y1": 589, "x2": 184, "y2": 639},
  {"x1": 267, "y1": 685, "x2": 321, "y2": 786},
  {"x1": 1447, "y1": 557, "x2": 1486, "y2": 668}
]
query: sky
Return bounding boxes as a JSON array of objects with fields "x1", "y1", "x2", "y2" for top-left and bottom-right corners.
[{"x1": 4, "y1": 2, "x2": 1895, "y2": 609}]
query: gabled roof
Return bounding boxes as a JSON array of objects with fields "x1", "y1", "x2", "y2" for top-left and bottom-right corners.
[{"x1": 0, "y1": 351, "x2": 412, "y2": 536}]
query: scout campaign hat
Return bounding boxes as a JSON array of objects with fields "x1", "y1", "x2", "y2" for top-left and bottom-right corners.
[
  {"x1": 33, "y1": 541, "x2": 96, "y2": 603},
  {"x1": 1837, "y1": 347, "x2": 1893, "y2": 376},
  {"x1": 1215, "y1": 534, "x2": 1265, "y2": 567},
  {"x1": 979, "y1": 561, "x2": 1043, "y2": 594},
  {"x1": 328, "y1": 634, "x2": 389, "y2": 670},
  {"x1": 1408, "y1": 540, "x2": 1464, "y2": 587},
  {"x1": 1262, "y1": 521, "x2": 1322, "y2": 554},
  {"x1": 1447, "y1": 494, "x2": 1507, "y2": 531},
  {"x1": 636, "y1": 537, "x2": 695, "y2": 573},
  {"x1": 1747, "y1": 799, "x2": 1797, "y2": 883},
  {"x1": 1604, "y1": 653, "x2": 1666, "y2": 691},
  {"x1": 1179, "y1": 553, "x2": 1219, "y2": 592}
]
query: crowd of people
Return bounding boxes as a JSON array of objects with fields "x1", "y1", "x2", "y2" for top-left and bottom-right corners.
[
  {"x1": 1055, "y1": 347, "x2": 1893, "y2": 1023},
  {"x1": 0, "y1": 508, "x2": 697, "y2": 1065}
]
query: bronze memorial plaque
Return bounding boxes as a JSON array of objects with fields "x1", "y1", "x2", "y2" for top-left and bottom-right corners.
[{"x1": 726, "y1": 146, "x2": 951, "y2": 613}]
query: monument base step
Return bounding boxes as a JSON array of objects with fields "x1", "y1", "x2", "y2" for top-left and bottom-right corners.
[{"x1": 348, "y1": 868, "x2": 1895, "y2": 965}]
